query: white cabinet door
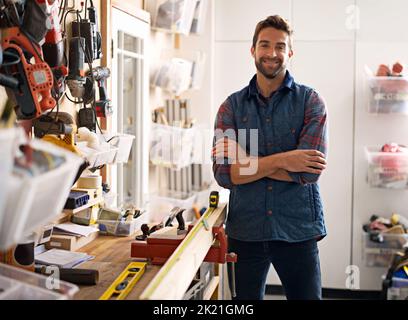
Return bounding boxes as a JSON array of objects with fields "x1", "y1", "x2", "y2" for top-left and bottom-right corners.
[
  {"x1": 215, "y1": 0, "x2": 292, "y2": 41},
  {"x1": 293, "y1": 0, "x2": 355, "y2": 41},
  {"x1": 291, "y1": 41, "x2": 355, "y2": 289},
  {"x1": 111, "y1": 8, "x2": 150, "y2": 207}
]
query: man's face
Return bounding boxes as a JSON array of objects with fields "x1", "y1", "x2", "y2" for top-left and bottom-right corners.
[{"x1": 251, "y1": 27, "x2": 293, "y2": 80}]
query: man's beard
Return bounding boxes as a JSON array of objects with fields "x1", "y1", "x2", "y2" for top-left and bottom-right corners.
[{"x1": 255, "y1": 57, "x2": 285, "y2": 79}]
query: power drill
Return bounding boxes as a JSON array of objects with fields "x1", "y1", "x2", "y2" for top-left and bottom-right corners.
[
  {"x1": 40, "y1": 0, "x2": 68, "y2": 100},
  {"x1": 89, "y1": 66, "x2": 113, "y2": 118}
]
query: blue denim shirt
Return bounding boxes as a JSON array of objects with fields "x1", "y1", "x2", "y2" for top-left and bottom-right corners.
[{"x1": 213, "y1": 71, "x2": 328, "y2": 242}]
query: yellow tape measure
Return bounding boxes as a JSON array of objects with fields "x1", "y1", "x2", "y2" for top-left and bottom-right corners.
[{"x1": 99, "y1": 262, "x2": 146, "y2": 300}]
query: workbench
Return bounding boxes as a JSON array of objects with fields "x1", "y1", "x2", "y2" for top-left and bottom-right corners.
[
  {"x1": 73, "y1": 203, "x2": 228, "y2": 300},
  {"x1": 73, "y1": 235, "x2": 161, "y2": 300}
]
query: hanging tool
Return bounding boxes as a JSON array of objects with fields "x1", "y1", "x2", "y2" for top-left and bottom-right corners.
[
  {"x1": 41, "y1": 0, "x2": 68, "y2": 100},
  {"x1": 0, "y1": 0, "x2": 57, "y2": 120},
  {"x1": 71, "y1": 0, "x2": 102, "y2": 64},
  {"x1": 99, "y1": 262, "x2": 147, "y2": 300},
  {"x1": 88, "y1": 66, "x2": 113, "y2": 118},
  {"x1": 66, "y1": 35, "x2": 86, "y2": 98},
  {"x1": 1, "y1": 27, "x2": 56, "y2": 119}
]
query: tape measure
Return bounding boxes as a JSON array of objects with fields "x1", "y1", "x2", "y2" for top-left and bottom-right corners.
[{"x1": 99, "y1": 262, "x2": 146, "y2": 300}]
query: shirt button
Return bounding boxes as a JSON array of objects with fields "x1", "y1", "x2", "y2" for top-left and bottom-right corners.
[
  {"x1": 267, "y1": 210, "x2": 273, "y2": 216},
  {"x1": 266, "y1": 117, "x2": 271, "y2": 123},
  {"x1": 267, "y1": 186, "x2": 273, "y2": 191}
]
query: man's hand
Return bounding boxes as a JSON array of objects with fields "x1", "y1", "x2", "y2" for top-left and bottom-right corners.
[
  {"x1": 212, "y1": 138, "x2": 249, "y2": 163},
  {"x1": 279, "y1": 149, "x2": 327, "y2": 174}
]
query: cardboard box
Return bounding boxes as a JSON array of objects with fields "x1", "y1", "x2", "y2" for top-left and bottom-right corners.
[
  {"x1": 71, "y1": 205, "x2": 100, "y2": 226},
  {"x1": 45, "y1": 231, "x2": 98, "y2": 251}
]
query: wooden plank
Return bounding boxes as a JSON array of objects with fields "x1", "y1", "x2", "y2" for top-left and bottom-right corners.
[
  {"x1": 139, "y1": 203, "x2": 227, "y2": 300},
  {"x1": 203, "y1": 276, "x2": 219, "y2": 300}
]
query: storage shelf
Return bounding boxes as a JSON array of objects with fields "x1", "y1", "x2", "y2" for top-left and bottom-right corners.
[{"x1": 63, "y1": 197, "x2": 104, "y2": 214}]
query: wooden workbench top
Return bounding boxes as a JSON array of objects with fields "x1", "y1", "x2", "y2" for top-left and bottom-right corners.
[{"x1": 74, "y1": 235, "x2": 161, "y2": 300}]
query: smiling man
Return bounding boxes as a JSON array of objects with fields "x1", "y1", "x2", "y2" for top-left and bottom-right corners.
[{"x1": 212, "y1": 15, "x2": 329, "y2": 300}]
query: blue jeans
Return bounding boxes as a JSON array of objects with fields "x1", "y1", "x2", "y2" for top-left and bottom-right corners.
[{"x1": 228, "y1": 237, "x2": 322, "y2": 300}]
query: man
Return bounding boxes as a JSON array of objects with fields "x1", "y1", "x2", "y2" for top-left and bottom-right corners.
[{"x1": 212, "y1": 15, "x2": 328, "y2": 300}]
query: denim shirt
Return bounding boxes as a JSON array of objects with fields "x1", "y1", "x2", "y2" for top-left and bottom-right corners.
[{"x1": 213, "y1": 71, "x2": 328, "y2": 242}]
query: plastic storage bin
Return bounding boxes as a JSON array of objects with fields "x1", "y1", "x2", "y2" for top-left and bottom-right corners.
[
  {"x1": 365, "y1": 146, "x2": 408, "y2": 189},
  {"x1": 98, "y1": 214, "x2": 147, "y2": 237},
  {"x1": 77, "y1": 140, "x2": 118, "y2": 169},
  {"x1": 0, "y1": 262, "x2": 78, "y2": 299},
  {"x1": 386, "y1": 277, "x2": 408, "y2": 300},
  {"x1": 148, "y1": 190, "x2": 197, "y2": 223},
  {"x1": 366, "y1": 70, "x2": 408, "y2": 114},
  {"x1": 106, "y1": 133, "x2": 135, "y2": 164},
  {"x1": 0, "y1": 139, "x2": 83, "y2": 250},
  {"x1": 150, "y1": 123, "x2": 196, "y2": 170},
  {"x1": 362, "y1": 232, "x2": 408, "y2": 267},
  {"x1": 146, "y1": 0, "x2": 197, "y2": 35}
]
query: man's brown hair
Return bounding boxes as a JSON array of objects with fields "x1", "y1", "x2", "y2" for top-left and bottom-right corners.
[{"x1": 252, "y1": 15, "x2": 293, "y2": 50}]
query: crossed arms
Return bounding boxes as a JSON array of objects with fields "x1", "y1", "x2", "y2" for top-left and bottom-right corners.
[{"x1": 212, "y1": 91, "x2": 328, "y2": 188}]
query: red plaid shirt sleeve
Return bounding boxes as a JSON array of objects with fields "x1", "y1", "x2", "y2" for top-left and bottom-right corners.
[
  {"x1": 288, "y1": 89, "x2": 328, "y2": 185},
  {"x1": 212, "y1": 99, "x2": 236, "y2": 189}
]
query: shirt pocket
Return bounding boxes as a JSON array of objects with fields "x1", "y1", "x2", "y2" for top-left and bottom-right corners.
[
  {"x1": 278, "y1": 116, "x2": 303, "y2": 151},
  {"x1": 276, "y1": 183, "x2": 315, "y2": 222}
]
